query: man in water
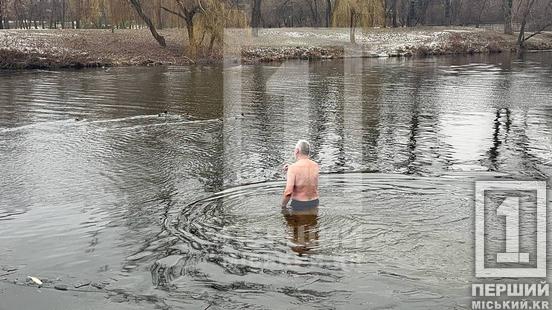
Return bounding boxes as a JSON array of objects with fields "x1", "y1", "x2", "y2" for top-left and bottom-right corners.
[{"x1": 281, "y1": 140, "x2": 320, "y2": 210}]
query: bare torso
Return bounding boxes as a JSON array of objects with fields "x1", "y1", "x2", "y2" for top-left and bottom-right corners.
[{"x1": 284, "y1": 158, "x2": 319, "y2": 202}]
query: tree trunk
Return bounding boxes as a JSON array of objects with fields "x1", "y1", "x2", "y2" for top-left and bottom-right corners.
[
  {"x1": 516, "y1": 0, "x2": 538, "y2": 48},
  {"x1": 156, "y1": 1, "x2": 163, "y2": 29},
  {"x1": 251, "y1": 0, "x2": 262, "y2": 36},
  {"x1": 49, "y1": 0, "x2": 54, "y2": 28},
  {"x1": 306, "y1": 0, "x2": 319, "y2": 27},
  {"x1": 314, "y1": 0, "x2": 319, "y2": 26},
  {"x1": 40, "y1": 0, "x2": 45, "y2": 29},
  {"x1": 517, "y1": 18, "x2": 527, "y2": 48},
  {"x1": 128, "y1": 0, "x2": 167, "y2": 47},
  {"x1": 407, "y1": 0, "x2": 417, "y2": 27},
  {"x1": 349, "y1": 9, "x2": 356, "y2": 44},
  {"x1": 13, "y1": 0, "x2": 18, "y2": 28},
  {"x1": 0, "y1": 0, "x2": 4, "y2": 30},
  {"x1": 29, "y1": 0, "x2": 35, "y2": 29},
  {"x1": 75, "y1": 0, "x2": 81, "y2": 29},
  {"x1": 475, "y1": 0, "x2": 488, "y2": 28},
  {"x1": 61, "y1": 0, "x2": 66, "y2": 29},
  {"x1": 391, "y1": 0, "x2": 398, "y2": 27},
  {"x1": 503, "y1": 0, "x2": 513, "y2": 34},
  {"x1": 418, "y1": 0, "x2": 429, "y2": 25},
  {"x1": 185, "y1": 15, "x2": 197, "y2": 57},
  {"x1": 208, "y1": 34, "x2": 215, "y2": 54},
  {"x1": 325, "y1": 0, "x2": 331, "y2": 27},
  {"x1": 443, "y1": 0, "x2": 451, "y2": 25}
]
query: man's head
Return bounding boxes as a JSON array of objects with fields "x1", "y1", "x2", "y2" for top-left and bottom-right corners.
[{"x1": 294, "y1": 140, "x2": 311, "y2": 159}]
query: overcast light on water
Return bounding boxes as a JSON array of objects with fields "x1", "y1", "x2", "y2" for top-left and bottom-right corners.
[{"x1": 1, "y1": 52, "x2": 552, "y2": 309}]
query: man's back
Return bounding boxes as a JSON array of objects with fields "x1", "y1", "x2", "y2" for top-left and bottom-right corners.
[{"x1": 287, "y1": 158, "x2": 319, "y2": 201}]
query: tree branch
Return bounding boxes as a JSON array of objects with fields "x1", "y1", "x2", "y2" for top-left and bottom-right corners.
[
  {"x1": 161, "y1": 6, "x2": 184, "y2": 19},
  {"x1": 197, "y1": 0, "x2": 206, "y2": 14},
  {"x1": 523, "y1": 22, "x2": 552, "y2": 41},
  {"x1": 522, "y1": 0, "x2": 552, "y2": 42},
  {"x1": 128, "y1": 0, "x2": 166, "y2": 47}
]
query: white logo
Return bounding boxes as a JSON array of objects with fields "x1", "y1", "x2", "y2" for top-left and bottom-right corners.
[{"x1": 475, "y1": 181, "x2": 547, "y2": 278}]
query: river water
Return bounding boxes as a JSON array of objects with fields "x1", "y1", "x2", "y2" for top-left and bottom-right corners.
[{"x1": 0, "y1": 52, "x2": 551, "y2": 309}]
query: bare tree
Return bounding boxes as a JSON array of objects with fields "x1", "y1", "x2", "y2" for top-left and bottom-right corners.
[
  {"x1": 305, "y1": 0, "x2": 320, "y2": 26},
  {"x1": 325, "y1": 0, "x2": 332, "y2": 26},
  {"x1": 155, "y1": 0, "x2": 163, "y2": 29},
  {"x1": 390, "y1": 0, "x2": 398, "y2": 27},
  {"x1": 475, "y1": 0, "x2": 489, "y2": 28},
  {"x1": 49, "y1": 0, "x2": 55, "y2": 28},
  {"x1": 251, "y1": 0, "x2": 261, "y2": 35},
  {"x1": 61, "y1": 0, "x2": 66, "y2": 28},
  {"x1": 0, "y1": 0, "x2": 4, "y2": 29},
  {"x1": 128, "y1": 0, "x2": 167, "y2": 47},
  {"x1": 161, "y1": 0, "x2": 201, "y2": 55},
  {"x1": 517, "y1": 0, "x2": 552, "y2": 48},
  {"x1": 407, "y1": 0, "x2": 416, "y2": 26},
  {"x1": 75, "y1": 0, "x2": 81, "y2": 29},
  {"x1": 504, "y1": 0, "x2": 513, "y2": 34},
  {"x1": 333, "y1": 0, "x2": 385, "y2": 43},
  {"x1": 443, "y1": 0, "x2": 452, "y2": 25}
]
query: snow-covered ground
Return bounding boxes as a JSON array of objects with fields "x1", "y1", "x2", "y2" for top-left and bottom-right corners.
[
  {"x1": 1, "y1": 27, "x2": 551, "y2": 69},
  {"x1": 228, "y1": 27, "x2": 552, "y2": 62}
]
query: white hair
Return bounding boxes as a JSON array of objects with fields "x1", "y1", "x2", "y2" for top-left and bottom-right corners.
[{"x1": 295, "y1": 140, "x2": 311, "y2": 156}]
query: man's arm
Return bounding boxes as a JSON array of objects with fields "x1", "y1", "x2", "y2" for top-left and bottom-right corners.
[{"x1": 281, "y1": 167, "x2": 294, "y2": 208}]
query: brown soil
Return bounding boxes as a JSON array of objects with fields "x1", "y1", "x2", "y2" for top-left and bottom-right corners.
[
  {"x1": 0, "y1": 28, "x2": 190, "y2": 69},
  {"x1": 1, "y1": 27, "x2": 551, "y2": 69}
]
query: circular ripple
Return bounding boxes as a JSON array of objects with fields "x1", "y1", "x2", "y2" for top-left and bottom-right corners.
[{"x1": 163, "y1": 172, "x2": 478, "y2": 279}]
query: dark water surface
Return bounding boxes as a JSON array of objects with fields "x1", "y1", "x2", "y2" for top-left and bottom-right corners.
[{"x1": 1, "y1": 53, "x2": 552, "y2": 309}]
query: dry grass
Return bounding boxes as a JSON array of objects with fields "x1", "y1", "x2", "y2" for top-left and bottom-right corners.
[
  {"x1": 235, "y1": 27, "x2": 532, "y2": 61},
  {"x1": 1, "y1": 27, "x2": 551, "y2": 69},
  {"x1": 0, "y1": 28, "x2": 191, "y2": 69}
]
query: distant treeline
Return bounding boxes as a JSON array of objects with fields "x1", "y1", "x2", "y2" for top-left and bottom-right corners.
[
  {"x1": 0, "y1": 0, "x2": 550, "y2": 55},
  {"x1": 0, "y1": 0, "x2": 550, "y2": 30}
]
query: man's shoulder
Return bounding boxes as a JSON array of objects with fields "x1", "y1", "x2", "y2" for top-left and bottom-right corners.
[
  {"x1": 307, "y1": 158, "x2": 319, "y2": 166},
  {"x1": 289, "y1": 162, "x2": 300, "y2": 170},
  {"x1": 290, "y1": 159, "x2": 319, "y2": 168}
]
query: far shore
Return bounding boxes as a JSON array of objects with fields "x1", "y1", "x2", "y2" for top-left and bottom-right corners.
[{"x1": 1, "y1": 27, "x2": 552, "y2": 69}]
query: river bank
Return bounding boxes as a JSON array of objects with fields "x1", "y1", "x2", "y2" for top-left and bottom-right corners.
[{"x1": 1, "y1": 27, "x2": 552, "y2": 69}]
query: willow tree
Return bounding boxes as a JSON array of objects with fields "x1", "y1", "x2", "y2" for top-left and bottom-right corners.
[
  {"x1": 332, "y1": 0, "x2": 385, "y2": 44},
  {"x1": 109, "y1": 0, "x2": 135, "y2": 28},
  {"x1": 195, "y1": 0, "x2": 247, "y2": 53},
  {"x1": 162, "y1": 0, "x2": 246, "y2": 58},
  {"x1": 161, "y1": 0, "x2": 201, "y2": 56}
]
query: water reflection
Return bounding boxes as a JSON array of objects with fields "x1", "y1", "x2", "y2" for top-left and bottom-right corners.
[
  {"x1": 487, "y1": 108, "x2": 512, "y2": 170},
  {"x1": 282, "y1": 207, "x2": 320, "y2": 256},
  {"x1": 0, "y1": 52, "x2": 552, "y2": 309}
]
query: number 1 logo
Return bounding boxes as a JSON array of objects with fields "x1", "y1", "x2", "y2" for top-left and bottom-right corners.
[
  {"x1": 475, "y1": 181, "x2": 547, "y2": 278},
  {"x1": 496, "y1": 197, "x2": 530, "y2": 264}
]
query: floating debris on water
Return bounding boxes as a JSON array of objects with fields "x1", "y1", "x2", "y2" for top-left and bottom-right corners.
[
  {"x1": 91, "y1": 281, "x2": 109, "y2": 290},
  {"x1": 74, "y1": 281, "x2": 91, "y2": 288},
  {"x1": 1, "y1": 266, "x2": 17, "y2": 272},
  {"x1": 126, "y1": 251, "x2": 153, "y2": 261},
  {"x1": 27, "y1": 276, "x2": 43, "y2": 287}
]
